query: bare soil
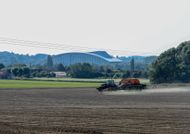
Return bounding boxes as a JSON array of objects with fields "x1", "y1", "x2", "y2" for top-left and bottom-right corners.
[{"x1": 0, "y1": 88, "x2": 190, "y2": 134}]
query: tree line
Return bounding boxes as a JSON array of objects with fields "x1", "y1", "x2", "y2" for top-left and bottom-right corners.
[
  {"x1": 0, "y1": 56, "x2": 148, "y2": 79},
  {"x1": 149, "y1": 41, "x2": 190, "y2": 83},
  {"x1": 1, "y1": 40, "x2": 188, "y2": 83}
]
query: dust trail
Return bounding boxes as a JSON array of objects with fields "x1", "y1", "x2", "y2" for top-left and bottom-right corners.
[{"x1": 103, "y1": 87, "x2": 190, "y2": 95}]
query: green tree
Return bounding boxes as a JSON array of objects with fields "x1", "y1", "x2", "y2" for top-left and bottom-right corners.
[
  {"x1": 12, "y1": 68, "x2": 19, "y2": 76},
  {"x1": 23, "y1": 67, "x2": 30, "y2": 78},
  {"x1": 69, "y1": 63, "x2": 102, "y2": 78},
  {"x1": 149, "y1": 41, "x2": 190, "y2": 83},
  {"x1": 0, "y1": 63, "x2": 5, "y2": 70},
  {"x1": 122, "y1": 71, "x2": 131, "y2": 78},
  {"x1": 130, "y1": 58, "x2": 135, "y2": 77},
  {"x1": 47, "y1": 55, "x2": 53, "y2": 69},
  {"x1": 57, "y1": 63, "x2": 65, "y2": 71}
]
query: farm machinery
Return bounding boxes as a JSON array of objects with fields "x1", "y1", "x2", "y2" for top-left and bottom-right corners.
[{"x1": 97, "y1": 78, "x2": 146, "y2": 92}]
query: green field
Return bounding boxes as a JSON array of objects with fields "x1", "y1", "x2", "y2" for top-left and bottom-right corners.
[
  {"x1": 33, "y1": 77, "x2": 150, "y2": 84},
  {"x1": 0, "y1": 78, "x2": 150, "y2": 89},
  {"x1": 33, "y1": 77, "x2": 112, "y2": 83},
  {"x1": 0, "y1": 80, "x2": 102, "y2": 89}
]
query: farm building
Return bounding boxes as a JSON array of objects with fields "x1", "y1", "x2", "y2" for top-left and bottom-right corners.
[
  {"x1": 54, "y1": 72, "x2": 67, "y2": 78},
  {"x1": 53, "y1": 51, "x2": 121, "y2": 66}
]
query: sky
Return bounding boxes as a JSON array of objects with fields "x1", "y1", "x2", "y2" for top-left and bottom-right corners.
[{"x1": 0, "y1": 0, "x2": 189, "y2": 56}]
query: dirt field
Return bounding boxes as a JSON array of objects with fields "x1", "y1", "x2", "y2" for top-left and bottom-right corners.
[{"x1": 0, "y1": 88, "x2": 190, "y2": 134}]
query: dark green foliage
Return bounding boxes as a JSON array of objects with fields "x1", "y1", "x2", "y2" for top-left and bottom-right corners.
[
  {"x1": 56, "y1": 63, "x2": 65, "y2": 71},
  {"x1": 69, "y1": 63, "x2": 103, "y2": 78},
  {"x1": 133, "y1": 71, "x2": 142, "y2": 78},
  {"x1": 98, "y1": 66, "x2": 115, "y2": 78},
  {"x1": 117, "y1": 56, "x2": 157, "y2": 71},
  {"x1": 10, "y1": 65, "x2": 55, "y2": 78},
  {"x1": 12, "y1": 67, "x2": 30, "y2": 77},
  {"x1": 0, "y1": 63, "x2": 5, "y2": 70},
  {"x1": 130, "y1": 58, "x2": 135, "y2": 72},
  {"x1": 33, "y1": 71, "x2": 55, "y2": 78},
  {"x1": 122, "y1": 70, "x2": 148, "y2": 78},
  {"x1": 130, "y1": 58, "x2": 135, "y2": 77},
  {"x1": 0, "y1": 52, "x2": 157, "y2": 71},
  {"x1": 12, "y1": 68, "x2": 19, "y2": 76},
  {"x1": 122, "y1": 71, "x2": 131, "y2": 78},
  {"x1": 23, "y1": 68, "x2": 30, "y2": 77},
  {"x1": 106, "y1": 68, "x2": 112, "y2": 74},
  {"x1": 0, "y1": 52, "x2": 48, "y2": 66},
  {"x1": 150, "y1": 41, "x2": 190, "y2": 83},
  {"x1": 47, "y1": 55, "x2": 53, "y2": 69},
  {"x1": 68, "y1": 63, "x2": 148, "y2": 79},
  {"x1": 30, "y1": 67, "x2": 55, "y2": 78}
]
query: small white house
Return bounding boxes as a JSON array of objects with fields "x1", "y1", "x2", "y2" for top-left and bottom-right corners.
[{"x1": 54, "y1": 72, "x2": 67, "y2": 78}]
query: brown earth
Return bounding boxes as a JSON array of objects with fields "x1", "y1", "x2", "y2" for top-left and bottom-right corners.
[{"x1": 0, "y1": 88, "x2": 190, "y2": 134}]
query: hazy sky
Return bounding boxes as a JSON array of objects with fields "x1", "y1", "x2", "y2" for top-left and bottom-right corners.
[{"x1": 0, "y1": 0, "x2": 190, "y2": 56}]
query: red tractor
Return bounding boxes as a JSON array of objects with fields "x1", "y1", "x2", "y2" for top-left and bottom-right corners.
[{"x1": 97, "y1": 78, "x2": 146, "y2": 92}]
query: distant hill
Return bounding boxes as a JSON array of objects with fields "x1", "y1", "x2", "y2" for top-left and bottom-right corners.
[
  {"x1": 0, "y1": 51, "x2": 157, "y2": 66},
  {"x1": 118, "y1": 56, "x2": 157, "y2": 64},
  {"x1": 90, "y1": 51, "x2": 113, "y2": 58},
  {"x1": 0, "y1": 51, "x2": 48, "y2": 66}
]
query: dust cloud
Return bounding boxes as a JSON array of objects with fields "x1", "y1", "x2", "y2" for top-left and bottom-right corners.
[{"x1": 104, "y1": 87, "x2": 190, "y2": 95}]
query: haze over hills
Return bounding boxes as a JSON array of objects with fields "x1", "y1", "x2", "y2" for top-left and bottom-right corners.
[
  {"x1": 0, "y1": 51, "x2": 157, "y2": 66},
  {"x1": 0, "y1": 51, "x2": 47, "y2": 66}
]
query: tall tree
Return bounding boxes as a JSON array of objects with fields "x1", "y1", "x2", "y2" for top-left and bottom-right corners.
[
  {"x1": 0, "y1": 63, "x2": 5, "y2": 70},
  {"x1": 69, "y1": 63, "x2": 102, "y2": 78},
  {"x1": 57, "y1": 63, "x2": 65, "y2": 71},
  {"x1": 130, "y1": 58, "x2": 135, "y2": 77},
  {"x1": 47, "y1": 55, "x2": 53, "y2": 69},
  {"x1": 149, "y1": 41, "x2": 190, "y2": 83}
]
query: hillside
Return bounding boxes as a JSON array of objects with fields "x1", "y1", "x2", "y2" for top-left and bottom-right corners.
[
  {"x1": 0, "y1": 51, "x2": 157, "y2": 67},
  {"x1": 118, "y1": 56, "x2": 157, "y2": 64},
  {"x1": 0, "y1": 51, "x2": 48, "y2": 66}
]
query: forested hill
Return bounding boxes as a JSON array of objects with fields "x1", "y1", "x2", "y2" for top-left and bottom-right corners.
[
  {"x1": 0, "y1": 51, "x2": 48, "y2": 66},
  {"x1": 118, "y1": 56, "x2": 157, "y2": 64},
  {"x1": 0, "y1": 51, "x2": 157, "y2": 66}
]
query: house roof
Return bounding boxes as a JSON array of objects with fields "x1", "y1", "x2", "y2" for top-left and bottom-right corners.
[{"x1": 56, "y1": 51, "x2": 122, "y2": 63}]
